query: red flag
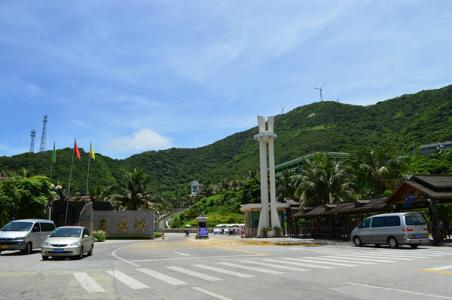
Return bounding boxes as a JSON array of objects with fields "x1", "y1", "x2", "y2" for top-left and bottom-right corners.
[{"x1": 74, "y1": 140, "x2": 81, "y2": 160}]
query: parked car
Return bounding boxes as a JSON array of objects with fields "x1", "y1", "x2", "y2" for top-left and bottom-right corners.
[
  {"x1": 213, "y1": 224, "x2": 226, "y2": 235},
  {"x1": 351, "y1": 212, "x2": 430, "y2": 249},
  {"x1": 41, "y1": 226, "x2": 94, "y2": 260},
  {"x1": 0, "y1": 219, "x2": 55, "y2": 255}
]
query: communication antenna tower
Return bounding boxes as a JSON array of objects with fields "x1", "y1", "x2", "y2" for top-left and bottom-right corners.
[
  {"x1": 314, "y1": 81, "x2": 327, "y2": 101},
  {"x1": 39, "y1": 115, "x2": 48, "y2": 152},
  {"x1": 29, "y1": 129, "x2": 36, "y2": 153}
]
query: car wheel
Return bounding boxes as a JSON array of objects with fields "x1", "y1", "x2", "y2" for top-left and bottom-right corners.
[
  {"x1": 42, "y1": 256, "x2": 48, "y2": 261},
  {"x1": 23, "y1": 242, "x2": 32, "y2": 255},
  {"x1": 87, "y1": 244, "x2": 93, "y2": 256},
  {"x1": 410, "y1": 244, "x2": 419, "y2": 249},
  {"x1": 353, "y1": 236, "x2": 362, "y2": 247},
  {"x1": 388, "y1": 237, "x2": 399, "y2": 249},
  {"x1": 78, "y1": 246, "x2": 84, "y2": 259}
]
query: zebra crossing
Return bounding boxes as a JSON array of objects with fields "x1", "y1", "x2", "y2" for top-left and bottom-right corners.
[{"x1": 72, "y1": 248, "x2": 452, "y2": 296}]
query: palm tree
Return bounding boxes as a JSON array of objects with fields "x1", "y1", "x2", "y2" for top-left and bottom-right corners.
[
  {"x1": 117, "y1": 168, "x2": 151, "y2": 210},
  {"x1": 293, "y1": 153, "x2": 355, "y2": 206},
  {"x1": 90, "y1": 185, "x2": 115, "y2": 203},
  {"x1": 352, "y1": 149, "x2": 405, "y2": 198},
  {"x1": 276, "y1": 169, "x2": 297, "y2": 201}
]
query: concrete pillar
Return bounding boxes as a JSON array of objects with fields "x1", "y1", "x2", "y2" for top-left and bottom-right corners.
[
  {"x1": 268, "y1": 138, "x2": 281, "y2": 229},
  {"x1": 257, "y1": 139, "x2": 269, "y2": 235},
  {"x1": 254, "y1": 115, "x2": 281, "y2": 237}
]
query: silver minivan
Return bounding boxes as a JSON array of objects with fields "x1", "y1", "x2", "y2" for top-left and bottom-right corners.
[
  {"x1": 0, "y1": 219, "x2": 56, "y2": 255},
  {"x1": 351, "y1": 212, "x2": 430, "y2": 249}
]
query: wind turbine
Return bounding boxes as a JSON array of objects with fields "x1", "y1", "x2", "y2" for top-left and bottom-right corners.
[{"x1": 314, "y1": 81, "x2": 327, "y2": 101}]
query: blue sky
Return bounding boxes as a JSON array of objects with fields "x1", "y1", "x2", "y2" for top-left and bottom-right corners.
[{"x1": 1, "y1": 1, "x2": 451, "y2": 159}]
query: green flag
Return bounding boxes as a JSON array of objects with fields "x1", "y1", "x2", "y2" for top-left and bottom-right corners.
[{"x1": 51, "y1": 142, "x2": 56, "y2": 163}]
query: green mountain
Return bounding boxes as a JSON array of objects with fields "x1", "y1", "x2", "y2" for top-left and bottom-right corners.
[{"x1": 1, "y1": 85, "x2": 451, "y2": 197}]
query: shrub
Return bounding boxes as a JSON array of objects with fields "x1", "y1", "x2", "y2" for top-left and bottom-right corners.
[
  {"x1": 153, "y1": 232, "x2": 162, "y2": 238},
  {"x1": 260, "y1": 227, "x2": 270, "y2": 238},
  {"x1": 92, "y1": 230, "x2": 107, "y2": 242},
  {"x1": 273, "y1": 226, "x2": 283, "y2": 237}
]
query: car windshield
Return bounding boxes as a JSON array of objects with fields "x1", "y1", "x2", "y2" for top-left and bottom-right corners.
[
  {"x1": 1, "y1": 222, "x2": 33, "y2": 232},
  {"x1": 405, "y1": 214, "x2": 427, "y2": 225},
  {"x1": 50, "y1": 228, "x2": 81, "y2": 237}
]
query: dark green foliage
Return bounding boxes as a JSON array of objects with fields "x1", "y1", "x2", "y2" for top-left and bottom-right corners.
[
  {"x1": 406, "y1": 151, "x2": 452, "y2": 175},
  {"x1": 0, "y1": 175, "x2": 53, "y2": 226},
  {"x1": 170, "y1": 192, "x2": 244, "y2": 227},
  {"x1": 293, "y1": 153, "x2": 355, "y2": 206},
  {"x1": 349, "y1": 147, "x2": 406, "y2": 198}
]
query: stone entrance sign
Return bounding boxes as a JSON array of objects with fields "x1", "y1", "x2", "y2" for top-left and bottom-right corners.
[{"x1": 79, "y1": 203, "x2": 154, "y2": 238}]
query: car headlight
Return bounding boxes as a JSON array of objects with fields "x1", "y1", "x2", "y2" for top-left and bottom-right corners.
[
  {"x1": 69, "y1": 241, "x2": 80, "y2": 246},
  {"x1": 42, "y1": 241, "x2": 49, "y2": 246}
]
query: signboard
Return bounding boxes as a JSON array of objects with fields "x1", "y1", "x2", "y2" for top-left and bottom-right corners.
[
  {"x1": 198, "y1": 227, "x2": 209, "y2": 238},
  {"x1": 402, "y1": 194, "x2": 416, "y2": 209},
  {"x1": 404, "y1": 194, "x2": 416, "y2": 203}
]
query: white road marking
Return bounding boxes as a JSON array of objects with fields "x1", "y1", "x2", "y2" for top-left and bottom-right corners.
[
  {"x1": 193, "y1": 264, "x2": 254, "y2": 278},
  {"x1": 308, "y1": 257, "x2": 376, "y2": 265},
  {"x1": 328, "y1": 256, "x2": 395, "y2": 263},
  {"x1": 265, "y1": 258, "x2": 332, "y2": 269},
  {"x1": 131, "y1": 254, "x2": 262, "y2": 262},
  {"x1": 192, "y1": 287, "x2": 233, "y2": 300},
  {"x1": 359, "y1": 252, "x2": 429, "y2": 259},
  {"x1": 426, "y1": 265, "x2": 452, "y2": 271},
  {"x1": 166, "y1": 266, "x2": 222, "y2": 281},
  {"x1": 242, "y1": 260, "x2": 308, "y2": 272},
  {"x1": 339, "y1": 254, "x2": 412, "y2": 261},
  {"x1": 369, "y1": 251, "x2": 438, "y2": 258},
  {"x1": 344, "y1": 282, "x2": 452, "y2": 299},
  {"x1": 284, "y1": 257, "x2": 357, "y2": 267},
  {"x1": 174, "y1": 251, "x2": 190, "y2": 256},
  {"x1": 73, "y1": 272, "x2": 105, "y2": 294},
  {"x1": 112, "y1": 246, "x2": 140, "y2": 267},
  {"x1": 218, "y1": 262, "x2": 284, "y2": 274},
  {"x1": 137, "y1": 268, "x2": 187, "y2": 286},
  {"x1": 105, "y1": 270, "x2": 148, "y2": 290}
]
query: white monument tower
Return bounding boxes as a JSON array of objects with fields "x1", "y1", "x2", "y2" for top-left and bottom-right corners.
[{"x1": 254, "y1": 116, "x2": 281, "y2": 237}]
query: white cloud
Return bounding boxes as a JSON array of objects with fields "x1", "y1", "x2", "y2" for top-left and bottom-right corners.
[{"x1": 108, "y1": 129, "x2": 172, "y2": 152}]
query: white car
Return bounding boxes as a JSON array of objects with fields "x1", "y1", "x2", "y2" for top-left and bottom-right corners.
[
  {"x1": 213, "y1": 224, "x2": 226, "y2": 235},
  {"x1": 41, "y1": 226, "x2": 94, "y2": 260}
]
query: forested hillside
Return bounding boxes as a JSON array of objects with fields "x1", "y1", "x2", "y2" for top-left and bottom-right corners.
[{"x1": 1, "y1": 85, "x2": 451, "y2": 197}]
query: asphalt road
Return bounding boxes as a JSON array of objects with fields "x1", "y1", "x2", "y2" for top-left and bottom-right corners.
[{"x1": 1, "y1": 233, "x2": 452, "y2": 300}]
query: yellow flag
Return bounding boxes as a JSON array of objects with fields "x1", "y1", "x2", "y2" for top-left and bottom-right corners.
[{"x1": 90, "y1": 143, "x2": 95, "y2": 160}]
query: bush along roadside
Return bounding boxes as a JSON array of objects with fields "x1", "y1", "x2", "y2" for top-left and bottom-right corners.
[{"x1": 92, "y1": 230, "x2": 107, "y2": 242}]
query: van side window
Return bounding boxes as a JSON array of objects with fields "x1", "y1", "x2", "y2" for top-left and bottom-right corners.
[
  {"x1": 371, "y1": 217, "x2": 385, "y2": 228},
  {"x1": 384, "y1": 216, "x2": 401, "y2": 227},
  {"x1": 32, "y1": 223, "x2": 40, "y2": 232},
  {"x1": 359, "y1": 219, "x2": 371, "y2": 228}
]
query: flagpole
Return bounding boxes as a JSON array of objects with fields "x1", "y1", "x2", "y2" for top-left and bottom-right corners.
[
  {"x1": 64, "y1": 140, "x2": 76, "y2": 225},
  {"x1": 85, "y1": 143, "x2": 92, "y2": 196},
  {"x1": 50, "y1": 142, "x2": 55, "y2": 180}
]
